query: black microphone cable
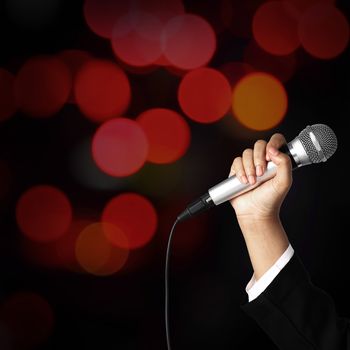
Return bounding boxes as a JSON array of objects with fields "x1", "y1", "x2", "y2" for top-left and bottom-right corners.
[{"x1": 165, "y1": 218, "x2": 180, "y2": 350}]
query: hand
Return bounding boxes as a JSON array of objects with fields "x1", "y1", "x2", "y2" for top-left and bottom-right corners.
[{"x1": 229, "y1": 133, "x2": 293, "y2": 224}]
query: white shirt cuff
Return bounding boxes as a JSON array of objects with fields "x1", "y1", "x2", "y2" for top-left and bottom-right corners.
[{"x1": 246, "y1": 244, "x2": 294, "y2": 302}]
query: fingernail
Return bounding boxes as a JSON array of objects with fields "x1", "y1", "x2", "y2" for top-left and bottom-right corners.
[
  {"x1": 256, "y1": 165, "x2": 262, "y2": 176},
  {"x1": 248, "y1": 175, "x2": 255, "y2": 185},
  {"x1": 269, "y1": 147, "x2": 279, "y2": 156},
  {"x1": 241, "y1": 175, "x2": 248, "y2": 184}
]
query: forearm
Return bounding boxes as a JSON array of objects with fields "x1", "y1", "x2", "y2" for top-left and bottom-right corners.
[{"x1": 238, "y1": 216, "x2": 289, "y2": 280}]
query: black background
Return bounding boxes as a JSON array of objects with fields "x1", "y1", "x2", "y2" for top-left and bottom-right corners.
[{"x1": 1, "y1": 0, "x2": 350, "y2": 348}]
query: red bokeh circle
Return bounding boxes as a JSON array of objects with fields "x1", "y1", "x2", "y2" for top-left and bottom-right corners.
[
  {"x1": 298, "y1": 3, "x2": 349, "y2": 59},
  {"x1": 162, "y1": 14, "x2": 216, "y2": 70},
  {"x1": 16, "y1": 185, "x2": 73, "y2": 242},
  {"x1": 0, "y1": 292, "x2": 54, "y2": 350},
  {"x1": 178, "y1": 67, "x2": 232, "y2": 123},
  {"x1": 92, "y1": 118, "x2": 148, "y2": 177},
  {"x1": 74, "y1": 59, "x2": 131, "y2": 122},
  {"x1": 83, "y1": 0, "x2": 131, "y2": 38},
  {"x1": 111, "y1": 12, "x2": 163, "y2": 67},
  {"x1": 253, "y1": 1, "x2": 300, "y2": 55},
  {"x1": 102, "y1": 193, "x2": 158, "y2": 249},
  {"x1": 14, "y1": 56, "x2": 71, "y2": 118},
  {"x1": 137, "y1": 108, "x2": 191, "y2": 164}
]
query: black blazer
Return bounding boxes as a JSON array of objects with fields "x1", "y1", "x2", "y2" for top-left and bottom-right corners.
[{"x1": 241, "y1": 254, "x2": 350, "y2": 349}]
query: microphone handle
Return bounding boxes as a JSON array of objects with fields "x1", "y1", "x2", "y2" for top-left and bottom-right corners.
[
  {"x1": 177, "y1": 144, "x2": 298, "y2": 222},
  {"x1": 208, "y1": 161, "x2": 277, "y2": 205}
]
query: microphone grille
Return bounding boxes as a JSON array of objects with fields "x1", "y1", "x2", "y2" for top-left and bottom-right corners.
[{"x1": 298, "y1": 124, "x2": 338, "y2": 163}]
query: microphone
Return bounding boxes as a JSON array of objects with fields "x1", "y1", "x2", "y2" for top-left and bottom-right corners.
[{"x1": 177, "y1": 124, "x2": 338, "y2": 222}]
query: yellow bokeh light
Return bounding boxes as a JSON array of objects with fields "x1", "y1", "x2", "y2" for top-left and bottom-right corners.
[{"x1": 232, "y1": 72, "x2": 288, "y2": 131}]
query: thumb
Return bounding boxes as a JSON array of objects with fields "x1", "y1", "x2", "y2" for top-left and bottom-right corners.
[{"x1": 268, "y1": 147, "x2": 293, "y2": 194}]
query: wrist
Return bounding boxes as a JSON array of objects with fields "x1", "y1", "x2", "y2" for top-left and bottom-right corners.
[{"x1": 237, "y1": 214, "x2": 281, "y2": 232}]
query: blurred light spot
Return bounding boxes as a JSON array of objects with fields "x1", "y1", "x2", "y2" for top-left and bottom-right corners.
[
  {"x1": 0, "y1": 69, "x2": 17, "y2": 122},
  {"x1": 299, "y1": 3, "x2": 349, "y2": 59},
  {"x1": 16, "y1": 185, "x2": 72, "y2": 242},
  {"x1": 244, "y1": 40, "x2": 297, "y2": 82},
  {"x1": 74, "y1": 59, "x2": 131, "y2": 122},
  {"x1": 5, "y1": 0, "x2": 61, "y2": 29},
  {"x1": 14, "y1": 56, "x2": 71, "y2": 118},
  {"x1": 112, "y1": 12, "x2": 163, "y2": 67},
  {"x1": 70, "y1": 139, "x2": 124, "y2": 191},
  {"x1": 75, "y1": 222, "x2": 129, "y2": 276},
  {"x1": 232, "y1": 72, "x2": 288, "y2": 130},
  {"x1": 283, "y1": 0, "x2": 336, "y2": 16},
  {"x1": 55, "y1": 219, "x2": 92, "y2": 272},
  {"x1": 102, "y1": 193, "x2": 158, "y2": 249},
  {"x1": 137, "y1": 108, "x2": 191, "y2": 164},
  {"x1": 0, "y1": 292, "x2": 54, "y2": 350},
  {"x1": 219, "y1": 62, "x2": 255, "y2": 88},
  {"x1": 83, "y1": 0, "x2": 131, "y2": 38},
  {"x1": 92, "y1": 118, "x2": 148, "y2": 177},
  {"x1": 178, "y1": 68, "x2": 231, "y2": 123},
  {"x1": 162, "y1": 14, "x2": 216, "y2": 70},
  {"x1": 57, "y1": 50, "x2": 92, "y2": 103},
  {"x1": 253, "y1": 1, "x2": 300, "y2": 55}
]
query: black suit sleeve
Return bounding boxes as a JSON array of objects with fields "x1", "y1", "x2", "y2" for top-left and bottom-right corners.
[{"x1": 241, "y1": 254, "x2": 350, "y2": 350}]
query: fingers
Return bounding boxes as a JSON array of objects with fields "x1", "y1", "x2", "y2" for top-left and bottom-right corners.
[
  {"x1": 230, "y1": 140, "x2": 268, "y2": 184},
  {"x1": 230, "y1": 133, "x2": 288, "y2": 186},
  {"x1": 266, "y1": 133, "x2": 286, "y2": 161},
  {"x1": 242, "y1": 149, "x2": 256, "y2": 185},
  {"x1": 230, "y1": 157, "x2": 248, "y2": 184},
  {"x1": 253, "y1": 140, "x2": 267, "y2": 177},
  {"x1": 268, "y1": 148, "x2": 293, "y2": 193}
]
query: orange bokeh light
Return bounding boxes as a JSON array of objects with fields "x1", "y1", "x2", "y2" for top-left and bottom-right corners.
[
  {"x1": 178, "y1": 67, "x2": 232, "y2": 123},
  {"x1": 253, "y1": 1, "x2": 300, "y2": 55},
  {"x1": 14, "y1": 56, "x2": 71, "y2": 118},
  {"x1": 102, "y1": 193, "x2": 158, "y2": 249},
  {"x1": 0, "y1": 68, "x2": 17, "y2": 122},
  {"x1": 16, "y1": 185, "x2": 73, "y2": 242},
  {"x1": 137, "y1": 108, "x2": 191, "y2": 164},
  {"x1": 92, "y1": 118, "x2": 148, "y2": 177},
  {"x1": 299, "y1": 3, "x2": 349, "y2": 59},
  {"x1": 0, "y1": 292, "x2": 54, "y2": 350},
  {"x1": 232, "y1": 72, "x2": 288, "y2": 131},
  {"x1": 162, "y1": 14, "x2": 216, "y2": 70},
  {"x1": 75, "y1": 222, "x2": 129, "y2": 276},
  {"x1": 74, "y1": 59, "x2": 131, "y2": 123}
]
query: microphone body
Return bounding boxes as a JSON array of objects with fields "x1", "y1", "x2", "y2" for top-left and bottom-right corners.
[{"x1": 177, "y1": 124, "x2": 337, "y2": 222}]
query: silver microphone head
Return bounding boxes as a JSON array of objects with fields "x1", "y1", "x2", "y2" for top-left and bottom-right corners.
[{"x1": 288, "y1": 124, "x2": 338, "y2": 166}]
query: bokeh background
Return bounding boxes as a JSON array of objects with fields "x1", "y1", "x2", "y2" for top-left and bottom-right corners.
[{"x1": 1, "y1": 0, "x2": 350, "y2": 348}]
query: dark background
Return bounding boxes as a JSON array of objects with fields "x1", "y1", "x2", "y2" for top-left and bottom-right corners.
[{"x1": 1, "y1": 0, "x2": 350, "y2": 349}]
